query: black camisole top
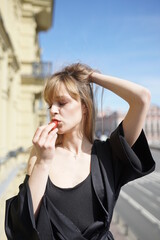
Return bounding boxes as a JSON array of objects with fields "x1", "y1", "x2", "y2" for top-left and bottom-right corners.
[{"x1": 47, "y1": 173, "x2": 103, "y2": 233}]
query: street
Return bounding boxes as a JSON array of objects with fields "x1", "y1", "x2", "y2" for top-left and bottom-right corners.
[{"x1": 115, "y1": 149, "x2": 160, "y2": 240}]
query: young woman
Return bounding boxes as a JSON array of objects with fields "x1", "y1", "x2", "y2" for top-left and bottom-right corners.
[{"x1": 5, "y1": 63, "x2": 155, "y2": 240}]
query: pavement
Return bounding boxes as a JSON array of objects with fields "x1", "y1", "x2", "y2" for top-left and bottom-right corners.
[{"x1": 110, "y1": 222, "x2": 129, "y2": 240}]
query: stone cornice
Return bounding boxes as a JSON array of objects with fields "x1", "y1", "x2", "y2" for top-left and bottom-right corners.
[{"x1": 21, "y1": 0, "x2": 53, "y2": 31}]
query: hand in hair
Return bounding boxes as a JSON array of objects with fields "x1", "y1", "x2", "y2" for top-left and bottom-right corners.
[{"x1": 63, "y1": 63, "x2": 96, "y2": 83}]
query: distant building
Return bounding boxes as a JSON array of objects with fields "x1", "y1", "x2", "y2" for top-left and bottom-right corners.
[
  {"x1": 95, "y1": 110, "x2": 125, "y2": 138},
  {"x1": 144, "y1": 104, "x2": 160, "y2": 145},
  {"x1": 96, "y1": 104, "x2": 160, "y2": 145},
  {"x1": 0, "y1": 0, "x2": 53, "y2": 158}
]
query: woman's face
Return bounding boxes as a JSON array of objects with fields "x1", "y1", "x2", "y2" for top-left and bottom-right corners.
[{"x1": 49, "y1": 83, "x2": 86, "y2": 135}]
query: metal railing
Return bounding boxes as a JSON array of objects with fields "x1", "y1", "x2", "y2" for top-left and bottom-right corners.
[
  {"x1": 0, "y1": 147, "x2": 25, "y2": 164},
  {"x1": 32, "y1": 61, "x2": 52, "y2": 78}
]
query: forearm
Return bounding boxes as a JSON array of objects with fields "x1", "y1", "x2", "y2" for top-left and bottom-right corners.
[
  {"x1": 28, "y1": 161, "x2": 50, "y2": 216},
  {"x1": 91, "y1": 72, "x2": 150, "y2": 106},
  {"x1": 91, "y1": 72, "x2": 151, "y2": 146}
]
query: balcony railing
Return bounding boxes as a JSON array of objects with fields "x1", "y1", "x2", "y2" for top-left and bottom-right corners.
[
  {"x1": 32, "y1": 62, "x2": 52, "y2": 78},
  {"x1": 0, "y1": 147, "x2": 25, "y2": 164}
]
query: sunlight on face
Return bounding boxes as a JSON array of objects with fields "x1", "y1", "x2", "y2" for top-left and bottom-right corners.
[{"x1": 49, "y1": 83, "x2": 86, "y2": 135}]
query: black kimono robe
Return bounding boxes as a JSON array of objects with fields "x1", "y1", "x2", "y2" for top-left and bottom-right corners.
[{"x1": 5, "y1": 123, "x2": 155, "y2": 240}]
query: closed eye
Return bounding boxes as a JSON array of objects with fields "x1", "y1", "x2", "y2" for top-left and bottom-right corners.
[
  {"x1": 59, "y1": 102, "x2": 67, "y2": 106},
  {"x1": 47, "y1": 102, "x2": 67, "y2": 109}
]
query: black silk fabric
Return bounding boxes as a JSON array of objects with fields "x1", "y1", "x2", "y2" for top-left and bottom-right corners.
[{"x1": 5, "y1": 122, "x2": 155, "y2": 240}]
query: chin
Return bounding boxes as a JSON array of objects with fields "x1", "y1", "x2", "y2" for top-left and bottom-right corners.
[
  {"x1": 58, "y1": 123, "x2": 80, "y2": 135},
  {"x1": 57, "y1": 129, "x2": 63, "y2": 134},
  {"x1": 57, "y1": 127, "x2": 67, "y2": 135}
]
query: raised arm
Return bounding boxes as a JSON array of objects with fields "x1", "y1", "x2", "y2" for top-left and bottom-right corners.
[{"x1": 90, "y1": 72, "x2": 151, "y2": 146}]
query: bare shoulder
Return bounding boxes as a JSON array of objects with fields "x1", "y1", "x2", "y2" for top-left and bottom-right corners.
[{"x1": 26, "y1": 146, "x2": 37, "y2": 175}]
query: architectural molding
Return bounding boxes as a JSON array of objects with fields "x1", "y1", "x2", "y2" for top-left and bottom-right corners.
[
  {"x1": 0, "y1": 13, "x2": 20, "y2": 70},
  {"x1": 21, "y1": 0, "x2": 53, "y2": 31}
]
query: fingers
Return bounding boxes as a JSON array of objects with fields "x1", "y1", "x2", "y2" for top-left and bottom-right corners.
[
  {"x1": 43, "y1": 129, "x2": 58, "y2": 149},
  {"x1": 40, "y1": 122, "x2": 57, "y2": 140},
  {"x1": 32, "y1": 125, "x2": 46, "y2": 144},
  {"x1": 32, "y1": 122, "x2": 58, "y2": 146},
  {"x1": 88, "y1": 71, "x2": 94, "y2": 83}
]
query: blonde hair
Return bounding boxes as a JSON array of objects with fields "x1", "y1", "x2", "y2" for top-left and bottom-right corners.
[{"x1": 43, "y1": 63, "x2": 96, "y2": 144}]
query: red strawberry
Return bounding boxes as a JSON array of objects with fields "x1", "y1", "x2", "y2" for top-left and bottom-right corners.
[{"x1": 49, "y1": 120, "x2": 58, "y2": 131}]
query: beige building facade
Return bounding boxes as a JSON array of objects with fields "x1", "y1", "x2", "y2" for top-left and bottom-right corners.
[{"x1": 0, "y1": 0, "x2": 53, "y2": 160}]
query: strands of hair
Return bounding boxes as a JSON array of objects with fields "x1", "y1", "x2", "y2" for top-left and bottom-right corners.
[{"x1": 101, "y1": 87, "x2": 104, "y2": 135}]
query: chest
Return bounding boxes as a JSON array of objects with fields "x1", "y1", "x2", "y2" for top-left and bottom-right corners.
[{"x1": 49, "y1": 151, "x2": 91, "y2": 188}]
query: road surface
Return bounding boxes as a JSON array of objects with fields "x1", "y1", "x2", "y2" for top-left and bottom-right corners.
[{"x1": 115, "y1": 149, "x2": 160, "y2": 240}]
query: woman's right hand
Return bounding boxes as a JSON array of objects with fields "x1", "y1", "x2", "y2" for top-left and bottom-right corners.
[{"x1": 32, "y1": 122, "x2": 58, "y2": 165}]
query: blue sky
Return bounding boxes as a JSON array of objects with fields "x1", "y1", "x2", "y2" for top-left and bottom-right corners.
[{"x1": 39, "y1": 0, "x2": 160, "y2": 112}]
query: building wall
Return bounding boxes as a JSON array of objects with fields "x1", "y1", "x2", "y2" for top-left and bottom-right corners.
[
  {"x1": 0, "y1": 0, "x2": 53, "y2": 158},
  {"x1": 96, "y1": 104, "x2": 160, "y2": 145},
  {"x1": 95, "y1": 111, "x2": 125, "y2": 138},
  {"x1": 144, "y1": 104, "x2": 160, "y2": 145}
]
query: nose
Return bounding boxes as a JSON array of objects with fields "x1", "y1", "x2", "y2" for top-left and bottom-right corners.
[{"x1": 50, "y1": 103, "x2": 59, "y2": 115}]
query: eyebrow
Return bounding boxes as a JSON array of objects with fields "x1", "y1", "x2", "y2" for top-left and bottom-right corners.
[{"x1": 55, "y1": 95, "x2": 71, "y2": 100}]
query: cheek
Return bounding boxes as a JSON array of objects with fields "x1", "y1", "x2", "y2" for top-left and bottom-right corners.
[
  {"x1": 58, "y1": 106, "x2": 83, "y2": 134},
  {"x1": 73, "y1": 105, "x2": 82, "y2": 114},
  {"x1": 63, "y1": 104, "x2": 83, "y2": 121}
]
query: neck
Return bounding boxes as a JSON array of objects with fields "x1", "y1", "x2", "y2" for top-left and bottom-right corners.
[{"x1": 61, "y1": 131, "x2": 92, "y2": 155}]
